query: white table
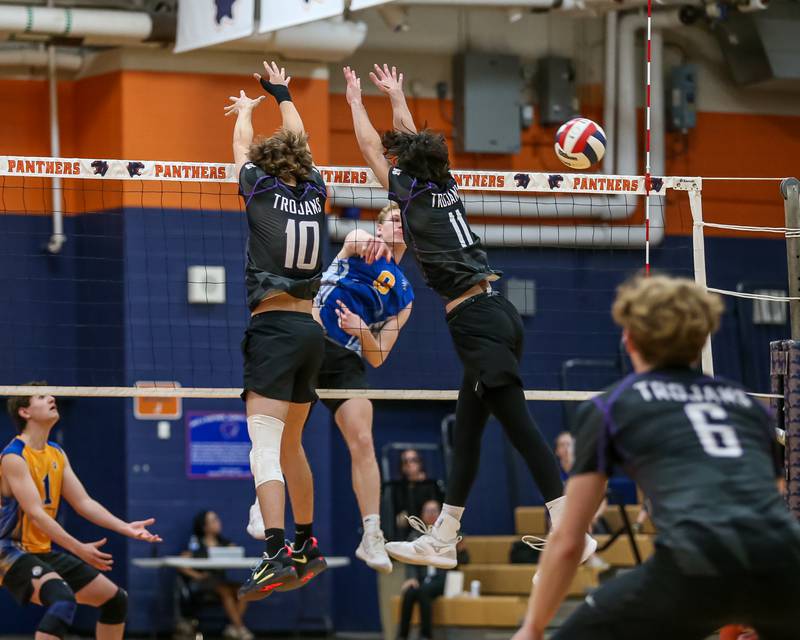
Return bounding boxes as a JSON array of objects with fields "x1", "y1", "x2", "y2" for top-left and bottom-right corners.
[
  {"x1": 133, "y1": 555, "x2": 350, "y2": 570},
  {"x1": 132, "y1": 555, "x2": 350, "y2": 634}
]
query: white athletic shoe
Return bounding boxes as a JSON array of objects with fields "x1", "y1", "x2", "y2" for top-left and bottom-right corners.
[
  {"x1": 355, "y1": 530, "x2": 393, "y2": 574},
  {"x1": 526, "y1": 533, "x2": 598, "y2": 585},
  {"x1": 384, "y1": 516, "x2": 460, "y2": 569},
  {"x1": 246, "y1": 500, "x2": 265, "y2": 540}
]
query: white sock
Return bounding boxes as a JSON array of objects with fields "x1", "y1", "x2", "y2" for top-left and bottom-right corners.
[
  {"x1": 363, "y1": 514, "x2": 381, "y2": 535},
  {"x1": 545, "y1": 495, "x2": 567, "y2": 530},
  {"x1": 434, "y1": 504, "x2": 464, "y2": 541},
  {"x1": 442, "y1": 503, "x2": 465, "y2": 521}
]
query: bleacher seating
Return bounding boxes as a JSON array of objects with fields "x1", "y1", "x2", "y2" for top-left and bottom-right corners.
[{"x1": 391, "y1": 504, "x2": 658, "y2": 632}]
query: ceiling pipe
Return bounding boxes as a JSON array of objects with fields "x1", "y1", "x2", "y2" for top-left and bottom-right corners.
[
  {"x1": 0, "y1": 45, "x2": 83, "y2": 72},
  {"x1": 602, "y1": 10, "x2": 617, "y2": 174},
  {"x1": 46, "y1": 0, "x2": 65, "y2": 255},
  {"x1": 0, "y1": 4, "x2": 174, "y2": 43}
]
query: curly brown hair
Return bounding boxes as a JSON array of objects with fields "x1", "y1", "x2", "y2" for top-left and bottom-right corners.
[
  {"x1": 612, "y1": 275, "x2": 724, "y2": 368},
  {"x1": 381, "y1": 129, "x2": 451, "y2": 185},
  {"x1": 248, "y1": 129, "x2": 313, "y2": 183},
  {"x1": 6, "y1": 381, "x2": 48, "y2": 434}
]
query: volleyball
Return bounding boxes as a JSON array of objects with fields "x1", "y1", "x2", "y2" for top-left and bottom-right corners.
[{"x1": 554, "y1": 117, "x2": 607, "y2": 170}]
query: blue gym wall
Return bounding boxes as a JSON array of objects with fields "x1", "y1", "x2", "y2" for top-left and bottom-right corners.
[{"x1": 0, "y1": 207, "x2": 789, "y2": 633}]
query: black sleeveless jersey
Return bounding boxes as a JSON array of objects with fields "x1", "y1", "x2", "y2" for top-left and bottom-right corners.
[
  {"x1": 239, "y1": 163, "x2": 327, "y2": 310},
  {"x1": 387, "y1": 168, "x2": 501, "y2": 301},
  {"x1": 572, "y1": 367, "x2": 800, "y2": 575}
]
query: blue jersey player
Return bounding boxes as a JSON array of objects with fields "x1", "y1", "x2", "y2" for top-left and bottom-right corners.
[{"x1": 249, "y1": 203, "x2": 413, "y2": 573}]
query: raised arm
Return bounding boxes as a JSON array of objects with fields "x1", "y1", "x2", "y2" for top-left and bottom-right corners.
[
  {"x1": 1, "y1": 455, "x2": 113, "y2": 571},
  {"x1": 255, "y1": 61, "x2": 306, "y2": 137},
  {"x1": 338, "y1": 228, "x2": 392, "y2": 264},
  {"x1": 224, "y1": 89, "x2": 265, "y2": 175},
  {"x1": 344, "y1": 66, "x2": 391, "y2": 191},
  {"x1": 370, "y1": 64, "x2": 418, "y2": 134},
  {"x1": 62, "y1": 455, "x2": 161, "y2": 544}
]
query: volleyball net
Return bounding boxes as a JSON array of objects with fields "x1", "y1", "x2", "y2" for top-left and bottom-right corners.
[{"x1": 0, "y1": 155, "x2": 794, "y2": 408}]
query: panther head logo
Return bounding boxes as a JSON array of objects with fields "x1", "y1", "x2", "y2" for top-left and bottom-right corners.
[
  {"x1": 127, "y1": 162, "x2": 145, "y2": 177},
  {"x1": 513, "y1": 173, "x2": 531, "y2": 189},
  {"x1": 548, "y1": 174, "x2": 564, "y2": 190},
  {"x1": 91, "y1": 160, "x2": 109, "y2": 177}
]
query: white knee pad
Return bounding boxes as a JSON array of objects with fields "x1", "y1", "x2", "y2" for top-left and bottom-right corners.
[{"x1": 247, "y1": 414, "x2": 285, "y2": 488}]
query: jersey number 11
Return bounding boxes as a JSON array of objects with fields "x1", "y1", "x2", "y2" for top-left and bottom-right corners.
[{"x1": 284, "y1": 220, "x2": 320, "y2": 271}]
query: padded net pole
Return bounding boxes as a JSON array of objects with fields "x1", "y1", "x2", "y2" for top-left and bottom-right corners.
[
  {"x1": 780, "y1": 179, "x2": 800, "y2": 519},
  {"x1": 782, "y1": 178, "x2": 800, "y2": 339},
  {"x1": 689, "y1": 188, "x2": 714, "y2": 376}
]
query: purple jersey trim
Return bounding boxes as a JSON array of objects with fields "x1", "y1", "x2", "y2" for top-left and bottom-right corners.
[
  {"x1": 243, "y1": 174, "x2": 278, "y2": 208},
  {"x1": 589, "y1": 372, "x2": 643, "y2": 473}
]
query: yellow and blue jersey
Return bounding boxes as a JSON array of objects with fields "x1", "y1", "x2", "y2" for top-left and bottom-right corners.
[
  {"x1": 316, "y1": 255, "x2": 414, "y2": 354},
  {"x1": 0, "y1": 437, "x2": 65, "y2": 556}
]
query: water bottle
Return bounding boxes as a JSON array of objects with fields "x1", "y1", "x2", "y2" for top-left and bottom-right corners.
[{"x1": 470, "y1": 579, "x2": 481, "y2": 597}]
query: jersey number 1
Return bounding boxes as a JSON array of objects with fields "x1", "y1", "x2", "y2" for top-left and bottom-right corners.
[
  {"x1": 43, "y1": 473, "x2": 52, "y2": 505},
  {"x1": 284, "y1": 220, "x2": 320, "y2": 270},
  {"x1": 449, "y1": 209, "x2": 473, "y2": 248},
  {"x1": 684, "y1": 403, "x2": 743, "y2": 458}
]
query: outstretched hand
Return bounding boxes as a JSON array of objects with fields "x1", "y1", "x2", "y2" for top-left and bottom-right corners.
[
  {"x1": 254, "y1": 60, "x2": 291, "y2": 90},
  {"x1": 369, "y1": 64, "x2": 404, "y2": 98},
  {"x1": 224, "y1": 90, "x2": 265, "y2": 117},
  {"x1": 124, "y1": 517, "x2": 163, "y2": 543},
  {"x1": 343, "y1": 66, "x2": 363, "y2": 107}
]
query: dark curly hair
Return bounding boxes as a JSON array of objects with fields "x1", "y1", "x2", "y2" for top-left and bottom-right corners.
[
  {"x1": 381, "y1": 129, "x2": 451, "y2": 185},
  {"x1": 248, "y1": 129, "x2": 313, "y2": 183}
]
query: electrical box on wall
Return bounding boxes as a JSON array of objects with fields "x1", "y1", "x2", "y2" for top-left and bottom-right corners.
[
  {"x1": 537, "y1": 56, "x2": 577, "y2": 126},
  {"x1": 453, "y1": 52, "x2": 522, "y2": 154},
  {"x1": 668, "y1": 64, "x2": 697, "y2": 131}
]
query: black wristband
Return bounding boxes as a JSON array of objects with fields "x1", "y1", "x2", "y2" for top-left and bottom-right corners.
[{"x1": 259, "y1": 78, "x2": 292, "y2": 104}]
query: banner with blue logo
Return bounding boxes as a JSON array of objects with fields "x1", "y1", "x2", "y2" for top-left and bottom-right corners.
[
  {"x1": 175, "y1": 0, "x2": 255, "y2": 54},
  {"x1": 187, "y1": 412, "x2": 251, "y2": 479}
]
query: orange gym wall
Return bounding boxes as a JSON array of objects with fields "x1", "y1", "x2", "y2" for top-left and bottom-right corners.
[{"x1": 2, "y1": 71, "x2": 798, "y2": 236}]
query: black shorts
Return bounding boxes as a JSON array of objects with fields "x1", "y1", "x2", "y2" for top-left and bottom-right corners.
[
  {"x1": 553, "y1": 547, "x2": 800, "y2": 640},
  {"x1": 1, "y1": 550, "x2": 99, "y2": 605},
  {"x1": 241, "y1": 311, "x2": 325, "y2": 404},
  {"x1": 446, "y1": 292, "x2": 524, "y2": 395},
  {"x1": 316, "y1": 339, "x2": 369, "y2": 415}
]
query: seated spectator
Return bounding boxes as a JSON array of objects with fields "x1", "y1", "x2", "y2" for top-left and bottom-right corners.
[
  {"x1": 179, "y1": 510, "x2": 252, "y2": 640},
  {"x1": 397, "y1": 500, "x2": 469, "y2": 640},
  {"x1": 392, "y1": 448, "x2": 444, "y2": 540},
  {"x1": 554, "y1": 431, "x2": 575, "y2": 481}
]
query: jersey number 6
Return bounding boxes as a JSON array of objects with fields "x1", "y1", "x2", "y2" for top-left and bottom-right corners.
[
  {"x1": 684, "y1": 402, "x2": 744, "y2": 459},
  {"x1": 284, "y1": 220, "x2": 320, "y2": 271}
]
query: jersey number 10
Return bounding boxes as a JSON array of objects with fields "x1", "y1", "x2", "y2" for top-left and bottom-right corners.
[
  {"x1": 284, "y1": 220, "x2": 320, "y2": 271},
  {"x1": 684, "y1": 403, "x2": 744, "y2": 458}
]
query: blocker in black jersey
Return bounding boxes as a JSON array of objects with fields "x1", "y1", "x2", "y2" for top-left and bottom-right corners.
[
  {"x1": 239, "y1": 162, "x2": 327, "y2": 403},
  {"x1": 388, "y1": 167, "x2": 500, "y2": 301},
  {"x1": 239, "y1": 162, "x2": 327, "y2": 311},
  {"x1": 555, "y1": 367, "x2": 800, "y2": 640}
]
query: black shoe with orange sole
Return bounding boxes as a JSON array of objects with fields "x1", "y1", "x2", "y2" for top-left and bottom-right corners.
[
  {"x1": 238, "y1": 545, "x2": 297, "y2": 602},
  {"x1": 277, "y1": 537, "x2": 327, "y2": 591}
]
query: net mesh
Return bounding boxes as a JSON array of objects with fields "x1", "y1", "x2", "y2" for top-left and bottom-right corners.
[{"x1": 1, "y1": 155, "x2": 785, "y2": 402}]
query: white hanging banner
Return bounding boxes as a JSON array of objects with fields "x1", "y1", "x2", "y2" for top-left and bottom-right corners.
[
  {"x1": 175, "y1": 0, "x2": 255, "y2": 54},
  {"x1": 350, "y1": 0, "x2": 397, "y2": 9},
  {"x1": 258, "y1": 0, "x2": 344, "y2": 33}
]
